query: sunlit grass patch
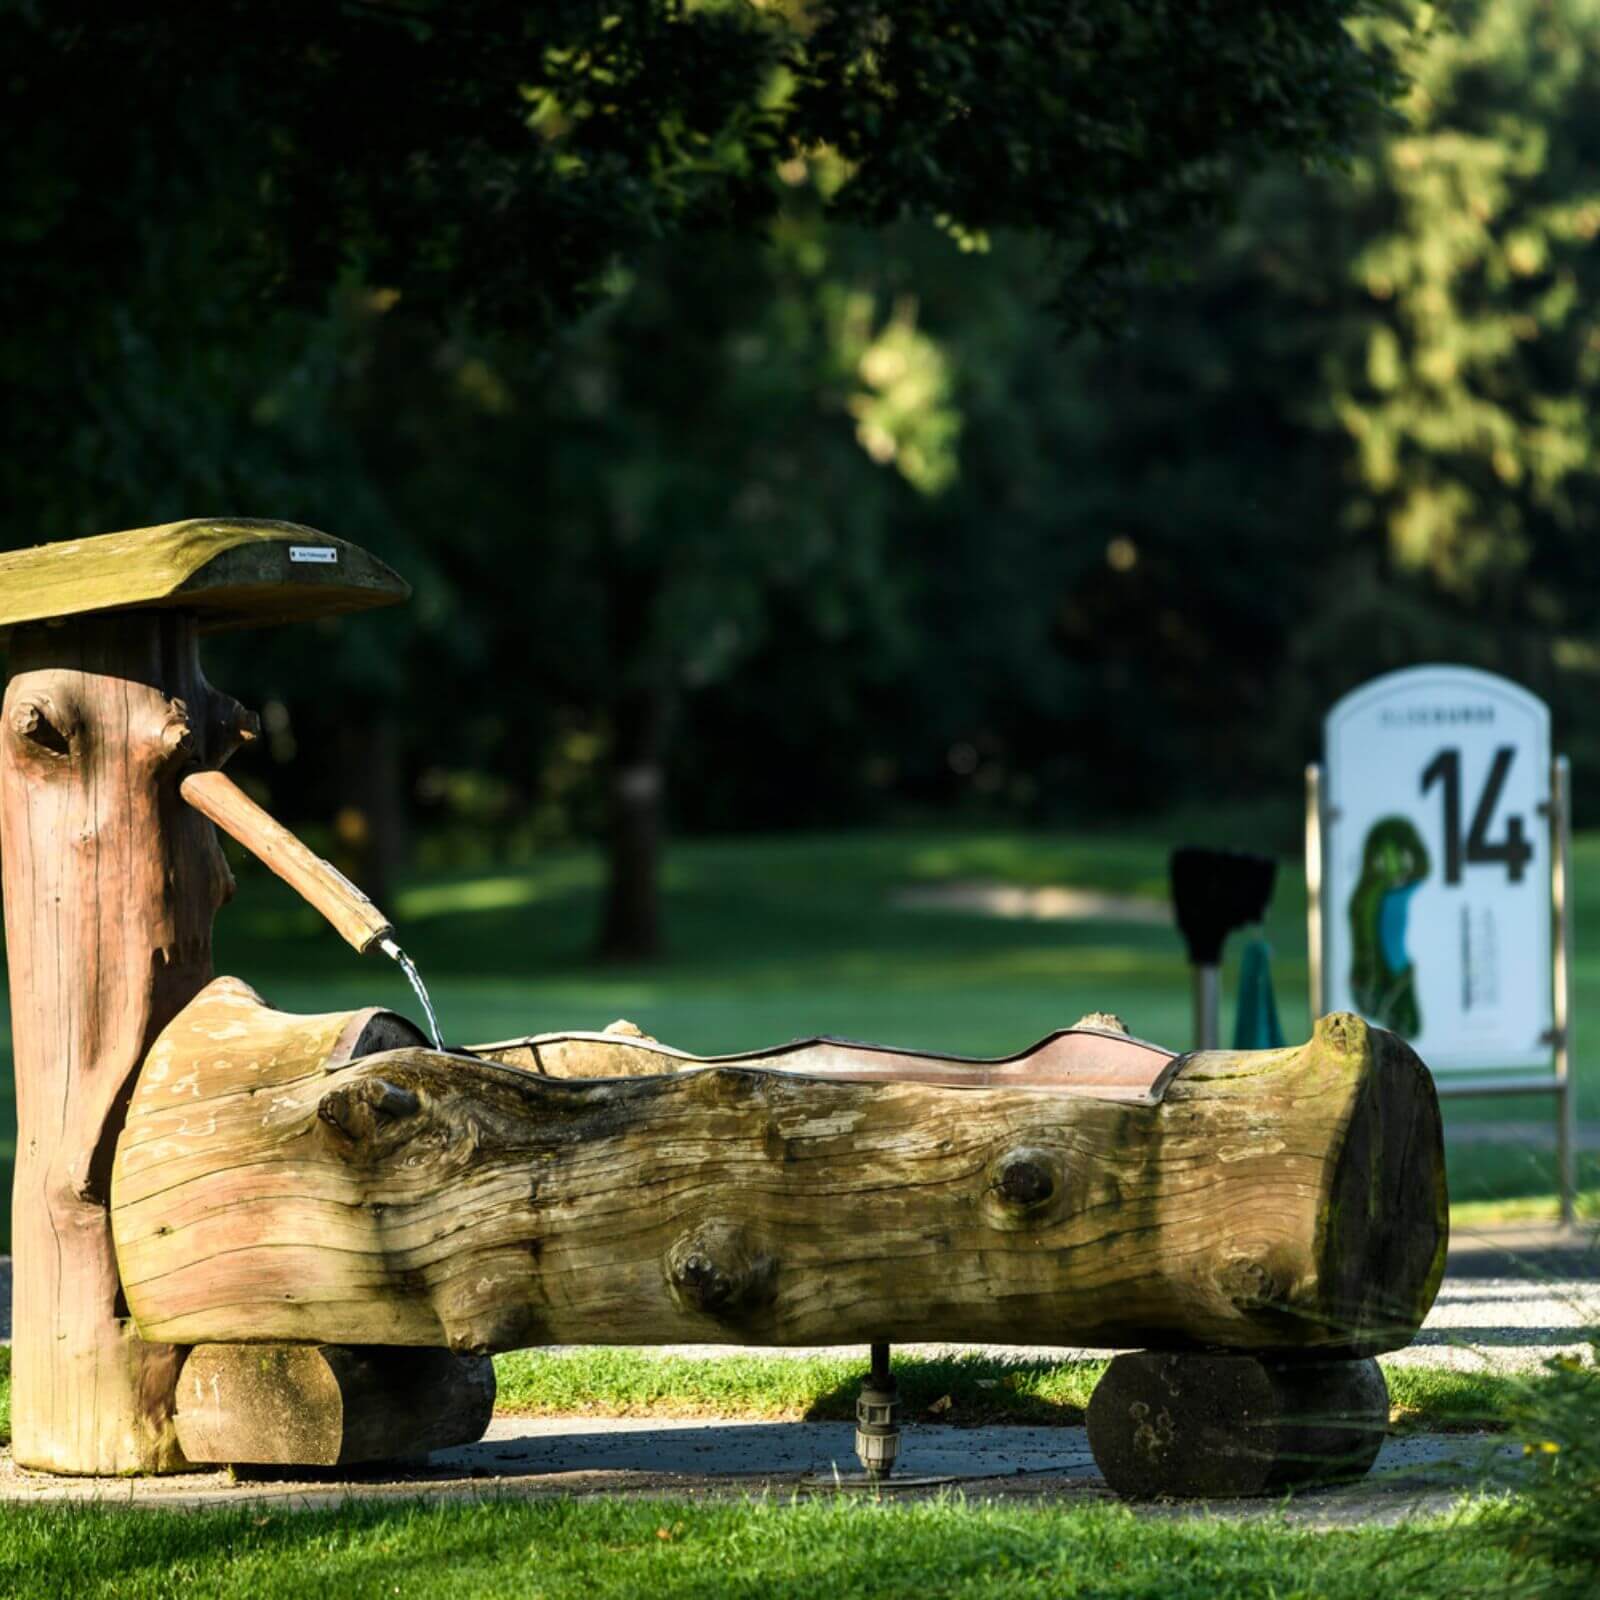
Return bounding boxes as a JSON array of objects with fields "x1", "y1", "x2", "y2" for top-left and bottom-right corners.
[
  {"x1": 0, "y1": 1491, "x2": 1531, "y2": 1599},
  {"x1": 1385, "y1": 1364, "x2": 1534, "y2": 1432},
  {"x1": 491, "y1": 1350, "x2": 1104, "y2": 1425},
  {"x1": 1449, "y1": 1189, "x2": 1600, "y2": 1228}
]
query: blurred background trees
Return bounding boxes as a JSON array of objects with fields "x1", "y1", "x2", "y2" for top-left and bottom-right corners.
[{"x1": 6, "y1": 1, "x2": 1600, "y2": 957}]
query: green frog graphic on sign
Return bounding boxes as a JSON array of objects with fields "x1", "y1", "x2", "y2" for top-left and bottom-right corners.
[{"x1": 1348, "y1": 816, "x2": 1430, "y2": 1038}]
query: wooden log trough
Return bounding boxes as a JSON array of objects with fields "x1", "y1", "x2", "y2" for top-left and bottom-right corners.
[
  {"x1": 109, "y1": 979, "x2": 1446, "y2": 1492},
  {"x1": 112, "y1": 982, "x2": 1446, "y2": 1361},
  {"x1": 0, "y1": 518, "x2": 1450, "y2": 1495}
]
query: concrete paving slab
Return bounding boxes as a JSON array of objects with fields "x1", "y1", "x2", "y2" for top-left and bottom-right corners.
[{"x1": 442, "y1": 1416, "x2": 1095, "y2": 1480}]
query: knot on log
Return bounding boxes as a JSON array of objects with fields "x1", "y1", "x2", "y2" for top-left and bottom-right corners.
[
  {"x1": 209, "y1": 695, "x2": 261, "y2": 765},
  {"x1": 158, "y1": 703, "x2": 196, "y2": 765},
  {"x1": 1313, "y1": 1011, "x2": 1370, "y2": 1063},
  {"x1": 665, "y1": 1223, "x2": 777, "y2": 1319},
  {"x1": 688, "y1": 1066, "x2": 768, "y2": 1110},
  {"x1": 1217, "y1": 1255, "x2": 1282, "y2": 1311},
  {"x1": 1072, "y1": 1011, "x2": 1130, "y2": 1036},
  {"x1": 10, "y1": 697, "x2": 72, "y2": 760},
  {"x1": 984, "y1": 1147, "x2": 1062, "y2": 1226},
  {"x1": 318, "y1": 1078, "x2": 421, "y2": 1143}
]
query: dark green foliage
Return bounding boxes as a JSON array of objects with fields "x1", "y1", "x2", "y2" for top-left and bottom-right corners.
[
  {"x1": 0, "y1": 1, "x2": 1407, "y2": 951},
  {"x1": 14, "y1": 1, "x2": 1600, "y2": 937},
  {"x1": 3, "y1": 2, "x2": 1397, "y2": 339},
  {"x1": 797, "y1": 2, "x2": 1400, "y2": 327},
  {"x1": 1491, "y1": 1337, "x2": 1600, "y2": 1598}
]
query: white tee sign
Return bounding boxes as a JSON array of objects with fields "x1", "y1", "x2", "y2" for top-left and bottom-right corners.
[{"x1": 1321, "y1": 665, "x2": 1552, "y2": 1071}]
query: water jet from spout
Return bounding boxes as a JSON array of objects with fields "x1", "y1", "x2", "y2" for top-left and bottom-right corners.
[{"x1": 379, "y1": 937, "x2": 444, "y2": 1051}]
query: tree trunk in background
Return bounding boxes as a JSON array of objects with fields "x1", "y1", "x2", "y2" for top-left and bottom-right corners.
[
  {"x1": 337, "y1": 711, "x2": 407, "y2": 911},
  {"x1": 596, "y1": 684, "x2": 667, "y2": 961},
  {"x1": 0, "y1": 613, "x2": 249, "y2": 1473}
]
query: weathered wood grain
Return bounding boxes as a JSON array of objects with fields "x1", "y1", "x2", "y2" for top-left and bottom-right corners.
[
  {"x1": 113, "y1": 981, "x2": 1447, "y2": 1358},
  {"x1": 175, "y1": 1345, "x2": 494, "y2": 1466},
  {"x1": 0, "y1": 614, "x2": 242, "y2": 1472},
  {"x1": 0, "y1": 519, "x2": 408, "y2": 637}
]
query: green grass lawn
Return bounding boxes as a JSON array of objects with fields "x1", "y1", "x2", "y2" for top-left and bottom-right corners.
[
  {"x1": 0, "y1": 820, "x2": 1594, "y2": 1249},
  {"x1": 0, "y1": 1495, "x2": 1540, "y2": 1600}
]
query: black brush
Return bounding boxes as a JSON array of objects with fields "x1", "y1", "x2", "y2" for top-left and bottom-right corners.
[{"x1": 1169, "y1": 847, "x2": 1278, "y2": 967}]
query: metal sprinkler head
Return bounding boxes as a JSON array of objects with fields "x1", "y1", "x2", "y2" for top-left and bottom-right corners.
[{"x1": 855, "y1": 1341, "x2": 901, "y2": 1481}]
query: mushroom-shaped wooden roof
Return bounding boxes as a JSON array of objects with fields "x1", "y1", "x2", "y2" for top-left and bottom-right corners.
[{"x1": 0, "y1": 519, "x2": 409, "y2": 638}]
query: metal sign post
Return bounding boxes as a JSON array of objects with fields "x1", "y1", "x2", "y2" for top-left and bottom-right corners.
[
  {"x1": 1308, "y1": 665, "x2": 1578, "y2": 1223},
  {"x1": 1552, "y1": 754, "x2": 1578, "y2": 1224}
]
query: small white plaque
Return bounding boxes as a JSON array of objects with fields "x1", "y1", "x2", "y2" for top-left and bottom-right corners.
[{"x1": 289, "y1": 545, "x2": 338, "y2": 565}]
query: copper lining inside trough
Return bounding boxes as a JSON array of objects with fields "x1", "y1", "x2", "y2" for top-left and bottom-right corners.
[{"x1": 468, "y1": 1024, "x2": 1183, "y2": 1104}]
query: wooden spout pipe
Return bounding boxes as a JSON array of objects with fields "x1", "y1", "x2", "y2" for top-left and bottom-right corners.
[{"x1": 180, "y1": 769, "x2": 394, "y2": 954}]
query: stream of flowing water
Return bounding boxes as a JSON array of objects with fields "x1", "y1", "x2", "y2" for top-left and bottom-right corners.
[{"x1": 378, "y1": 937, "x2": 444, "y2": 1050}]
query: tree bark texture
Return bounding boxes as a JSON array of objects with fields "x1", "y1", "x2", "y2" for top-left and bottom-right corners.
[
  {"x1": 335, "y1": 710, "x2": 408, "y2": 913},
  {"x1": 596, "y1": 679, "x2": 668, "y2": 963},
  {"x1": 0, "y1": 605, "x2": 422, "y2": 1476},
  {"x1": 113, "y1": 981, "x2": 1447, "y2": 1360},
  {"x1": 0, "y1": 614, "x2": 249, "y2": 1473}
]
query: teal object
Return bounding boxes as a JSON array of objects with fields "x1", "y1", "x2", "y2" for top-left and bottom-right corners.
[{"x1": 1232, "y1": 936, "x2": 1286, "y2": 1050}]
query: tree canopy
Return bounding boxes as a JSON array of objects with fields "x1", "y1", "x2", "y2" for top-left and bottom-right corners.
[
  {"x1": 32, "y1": 5, "x2": 1599, "y2": 953},
  {"x1": 0, "y1": 1, "x2": 1419, "y2": 953},
  {"x1": 6, "y1": 2, "x2": 1399, "y2": 339}
]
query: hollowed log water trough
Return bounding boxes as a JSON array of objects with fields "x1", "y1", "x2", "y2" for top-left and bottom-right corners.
[{"x1": 0, "y1": 521, "x2": 1448, "y2": 1494}]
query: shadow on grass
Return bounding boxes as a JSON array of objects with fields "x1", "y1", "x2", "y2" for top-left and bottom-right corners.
[{"x1": 800, "y1": 1356, "x2": 1101, "y2": 1428}]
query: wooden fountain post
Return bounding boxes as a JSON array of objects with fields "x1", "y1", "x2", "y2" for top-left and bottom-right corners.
[{"x1": 0, "y1": 520, "x2": 408, "y2": 1474}]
